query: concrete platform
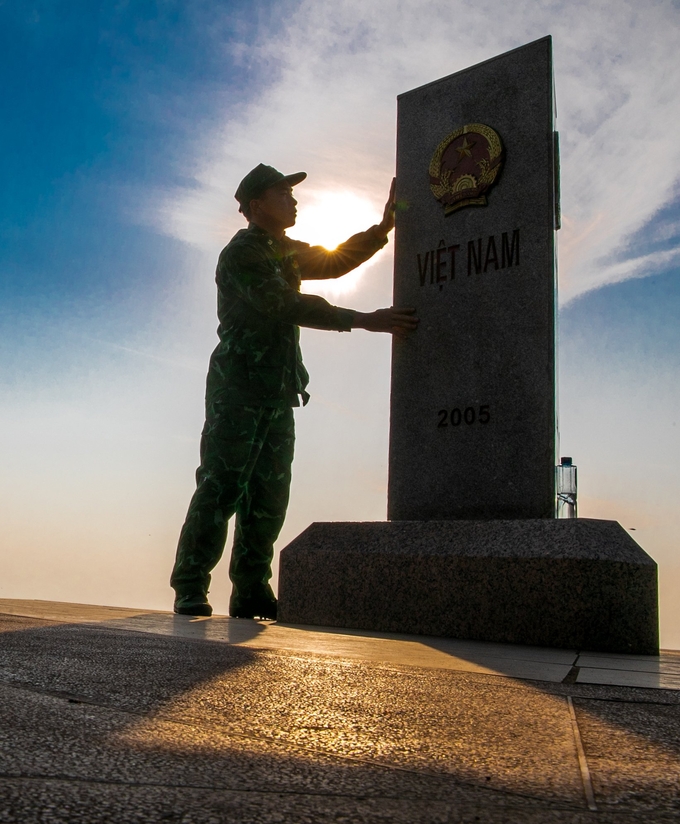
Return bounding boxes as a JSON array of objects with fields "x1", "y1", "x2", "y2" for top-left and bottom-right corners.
[
  {"x1": 278, "y1": 519, "x2": 659, "y2": 654},
  {"x1": 1, "y1": 599, "x2": 679, "y2": 822}
]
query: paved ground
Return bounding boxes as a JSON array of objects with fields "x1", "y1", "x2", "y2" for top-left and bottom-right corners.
[{"x1": 0, "y1": 600, "x2": 679, "y2": 823}]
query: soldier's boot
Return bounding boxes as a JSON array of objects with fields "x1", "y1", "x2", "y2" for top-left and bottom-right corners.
[
  {"x1": 174, "y1": 591, "x2": 213, "y2": 617},
  {"x1": 229, "y1": 582, "x2": 277, "y2": 620}
]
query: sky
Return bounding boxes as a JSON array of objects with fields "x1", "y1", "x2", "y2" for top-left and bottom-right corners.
[{"x1": 1, "y1": 0, "x2": 679, "y2": 645}]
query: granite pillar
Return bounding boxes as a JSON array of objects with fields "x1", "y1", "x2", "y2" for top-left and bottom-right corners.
[{"x1": 389, "y1": 36, "x2": 557, "y2": 521}]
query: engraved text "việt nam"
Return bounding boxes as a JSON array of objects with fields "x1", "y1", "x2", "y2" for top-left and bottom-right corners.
[{"x1": 417, "y1": 229, "x2": 520, "y2": 290}]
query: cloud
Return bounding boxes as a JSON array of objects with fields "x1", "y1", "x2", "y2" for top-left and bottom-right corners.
[
  {"x1": 145, "y1": 0, "x2": 680, "y2": 303},
  {"x1": 647, "y1": 209, "x2": 680, "y2": 244}
]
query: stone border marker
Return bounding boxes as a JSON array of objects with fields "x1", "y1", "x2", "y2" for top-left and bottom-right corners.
[
  {"x1": 278, "y1": 37, "x2": 659, "y2": 655},
  {"x1": 389, "y1": 36, "x2": 557, "y2": 521}
]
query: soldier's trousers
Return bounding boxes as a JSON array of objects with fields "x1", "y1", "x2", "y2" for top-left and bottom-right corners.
[{"x1": 170, "y1": 403, "x2": 295, "y2": 598}]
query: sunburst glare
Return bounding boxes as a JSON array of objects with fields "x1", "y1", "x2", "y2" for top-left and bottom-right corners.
[{"x1": 292, "y1": 190, "x2": 384, "y2": 298}]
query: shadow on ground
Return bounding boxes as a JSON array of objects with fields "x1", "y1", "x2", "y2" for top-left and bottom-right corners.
[{"x1": 0, "y1": 613, "x2": 679, "y2": 822}]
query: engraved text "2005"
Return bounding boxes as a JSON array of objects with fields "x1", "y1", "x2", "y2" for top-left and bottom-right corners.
[{"x1": 437, "y1": 405, "x2": 490, "y2": 428}]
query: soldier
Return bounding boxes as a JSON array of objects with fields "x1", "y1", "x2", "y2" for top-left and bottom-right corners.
[{"x1": 170, "y1": 164, "x2": 418, "y2": 618}]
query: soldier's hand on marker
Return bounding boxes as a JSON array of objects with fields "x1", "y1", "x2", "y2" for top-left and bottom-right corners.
[
  {"x1": 374, "y1": 178, "x2": 396, "y2": 239},
  {"x1": 351, "y1": 307, "x2": 418, "y2": 336}
]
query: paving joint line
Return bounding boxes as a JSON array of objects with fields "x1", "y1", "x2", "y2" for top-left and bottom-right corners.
[
  {"x1": 0, "y1": 770, "x2": 488, "y2": 802},
  {"x1": 0, "y1": 769, "x2": 587, "y2": 813},
  {"x1": 567, "y1": 695, "x2": 597, "y2": 812}
]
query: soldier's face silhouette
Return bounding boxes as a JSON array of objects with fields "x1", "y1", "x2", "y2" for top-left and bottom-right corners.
[{"x1": 250, "y1": 182, "x2": 298, "y2": 235}]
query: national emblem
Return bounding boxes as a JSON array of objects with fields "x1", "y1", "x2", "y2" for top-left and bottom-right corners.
[{"x1": 429, "y1": 123, "x2": 504, "y2": 215}]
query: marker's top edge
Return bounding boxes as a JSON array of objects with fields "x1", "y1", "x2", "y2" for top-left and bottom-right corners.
[{"x1": 397, "y1": 35, "x2": 552, "y2": 101}]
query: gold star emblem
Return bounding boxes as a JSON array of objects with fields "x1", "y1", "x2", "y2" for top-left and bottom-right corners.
[{"x1": 454, "y1": 137, "x2": 475, "y2": 159}]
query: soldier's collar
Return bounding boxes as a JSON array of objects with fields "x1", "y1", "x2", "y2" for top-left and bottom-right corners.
[{"x1": 247, "y1": 222, "x2": 286, "y2": 246}]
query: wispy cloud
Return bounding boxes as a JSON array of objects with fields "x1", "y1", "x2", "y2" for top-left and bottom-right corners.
[
  {"x1": 80, "y1": 336, "x2": 207, "y2": 373},
  {"x1": 653, "y1": 221, "x2": 680, "y2": 244},
  {"x1": 145, "y1": 0, "x2": 680, "y2": 303}
]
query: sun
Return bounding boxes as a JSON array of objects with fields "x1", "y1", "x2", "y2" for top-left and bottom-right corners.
[
  {"x1": 291, "y1": 189, "x2": 380, "y2": 251},
  {"x1": 290, "y1": 189, "x2": 384, "y2": 298}
]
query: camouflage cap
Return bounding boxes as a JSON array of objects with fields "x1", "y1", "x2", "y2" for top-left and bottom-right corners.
[{"x1": 234, "y1": 164, "x2": 307, "y2": 212}]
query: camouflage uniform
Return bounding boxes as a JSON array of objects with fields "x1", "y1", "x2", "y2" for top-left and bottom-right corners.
[{"x1": 171, "y1": 222, "x2": 387, "y2": 611}]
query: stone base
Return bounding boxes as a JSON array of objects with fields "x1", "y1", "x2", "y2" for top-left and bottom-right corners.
[{"x1": 278, "y1": 519, "x2": 659, "y2": 654}]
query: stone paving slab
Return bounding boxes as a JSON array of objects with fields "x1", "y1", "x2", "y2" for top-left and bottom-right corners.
[
  {"x1": 2, "y1": 599, "x2": 678, "y2": 691},
  {"x1": 577, "y1": 649, "x2": 680, "y2": 678},
  {"x1": 575, "y1": 667, "x2": 680, "y2": 691},
  {"x1": 0, "y1": 604, "x2": 680, "y2": 822}
]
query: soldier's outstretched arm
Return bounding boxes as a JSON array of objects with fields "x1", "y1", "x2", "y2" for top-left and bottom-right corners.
[
  {"x1": 351, "y1": 307, "x2": 418, "y2": 338},
  {"x1": 221, "y1": 243, "x2": 417, "y2": 335},
  {"x1": 223, "y1": 243, "x2": 355, "y2": 330}
]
